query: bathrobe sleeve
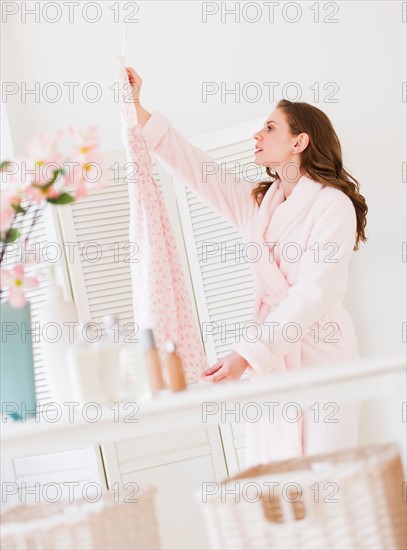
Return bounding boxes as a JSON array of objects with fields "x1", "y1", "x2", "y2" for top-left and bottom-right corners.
[
  {"x1": 231, "y1": 194, "x2": 357, "y2": 375},
  {"x1": 140, "y1": 111, "x2": 257, "y2": 231}
]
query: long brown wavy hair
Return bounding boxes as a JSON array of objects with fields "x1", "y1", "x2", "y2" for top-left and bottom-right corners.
[{"x1": 252, "y1": 99, "x2": 368, "y2": 251}]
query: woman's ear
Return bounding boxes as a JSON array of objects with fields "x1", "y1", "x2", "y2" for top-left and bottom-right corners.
[{"x1": 295, "y1": 132, "x2": 310, "y2": 153}]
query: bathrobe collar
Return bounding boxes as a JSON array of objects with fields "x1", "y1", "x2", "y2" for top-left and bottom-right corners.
[{"x1": 253, "y1": 174, "x2": 325, "y2": 245}]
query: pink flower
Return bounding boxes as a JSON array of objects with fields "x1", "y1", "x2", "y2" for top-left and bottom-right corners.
[
  {"x1": 0, "y1": 166, "x2": 28, "y2": 233},
  {"x1": 24, "y1": 181, "x2": 61, "y2": 202},
  {"x1": 1, "y1": 159, "x2": 26, "y2": 188},
  {"x1": 73, "y1": 182, "x2": 89, "y2": 200},
  {"x1": 68, "y1": 125, "x2": 99, "y2": 154},
  {"x1": 23, "y1": 132, "x2": 64, "y2": 189},
  {"x1": 0, "y1": 263, "x2": 39, "y2": 308},
  {"x1": 0, "y1": 203, "x2": 14, "y2": 233},
  {"x1": 26, "y1": 137, "x2": 67, "y2": 202},
  {"x1": 0, "y1": 190, "x2": 21, "y2": 232},
  {"x1": 26, "y1": 130, "x2": 64, "y2": 169},
  {"x1": 67, "y1": 125, "x2": 106, "y2": 195}
]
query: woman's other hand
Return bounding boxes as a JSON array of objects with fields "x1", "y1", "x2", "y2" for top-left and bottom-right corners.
[{"x1": 200, "y1": 351, "x2": 249, "y2": 383}]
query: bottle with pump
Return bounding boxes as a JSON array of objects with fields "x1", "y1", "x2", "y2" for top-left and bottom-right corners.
[{"x1": 165, "y1": 340, "x2": 186, "y2": 392}]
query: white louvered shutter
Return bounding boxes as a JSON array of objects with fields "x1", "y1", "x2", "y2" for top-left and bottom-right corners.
[
  {"x1": 57, "y1": 151, "x2": 136, "y2": 327},
  {"x1": 56, "y1": 150, "x2": 197, "y2": 334},
  {"x1": 172, "y1": 119, "x2": 268, "y2": 364}
]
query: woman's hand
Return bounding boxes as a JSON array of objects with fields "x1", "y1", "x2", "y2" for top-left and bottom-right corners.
[
  {"x1": 125, "y1": 67, "x2": 151, "y2": 127},
  {"x1": 125, "y1": 67, "x2": 142, "y2": 103},
  {"x1": 200, "y1": 351, "x2": 249, "y2": 383}
]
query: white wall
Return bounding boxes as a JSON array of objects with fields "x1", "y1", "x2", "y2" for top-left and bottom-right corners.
[
  {"x1": 2, "y1": 1, "x2": 405, "y2": 358},
  {"x1": 0, "y1": 97, "x2": 14, "y2": 159}
]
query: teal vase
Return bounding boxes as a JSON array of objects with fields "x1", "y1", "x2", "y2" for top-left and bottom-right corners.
[{"x1": 0, "y1": 301, "x2": 37, "y2": 420}]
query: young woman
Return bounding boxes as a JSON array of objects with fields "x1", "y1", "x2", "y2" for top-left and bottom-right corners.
[{"x1": 125, "y1": 67, "x2": 368, "y2": 466}]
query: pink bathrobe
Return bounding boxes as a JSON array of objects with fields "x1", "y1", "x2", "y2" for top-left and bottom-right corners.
[{"x1": 140, "y1": 111, "x2": 362, "y2": 467}]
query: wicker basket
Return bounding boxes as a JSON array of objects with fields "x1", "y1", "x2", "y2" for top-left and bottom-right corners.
[
  {"x1": 1, "y1": 485, "x2": 160, "y2": 549},
  {"x1": 195, "y1": 443, "x2": 406, "y2": 550}
]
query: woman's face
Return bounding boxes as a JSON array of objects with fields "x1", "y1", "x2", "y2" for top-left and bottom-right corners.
[{"x1": 253, "y1": 108, "x2": 298, "y2": 170}]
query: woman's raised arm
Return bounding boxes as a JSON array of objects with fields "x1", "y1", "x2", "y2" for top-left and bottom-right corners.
[{"x1": 126, "y1": 67, "x2": 257, "y2": 232}]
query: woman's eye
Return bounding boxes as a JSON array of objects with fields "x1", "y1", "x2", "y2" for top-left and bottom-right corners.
[{"x1": 267, "y1": 126, "x2": 273, "y2": 132}]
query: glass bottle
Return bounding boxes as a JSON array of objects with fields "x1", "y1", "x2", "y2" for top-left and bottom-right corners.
[
  {"x1": 67, "y1": 323, "x2": 104, "y2": 405},
  {"x1": 97, "y1": 315, "x2": 122, "y2": 404},
  {"x1": 118, "y1": 328, "x2": 151, "y2": 403}
]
